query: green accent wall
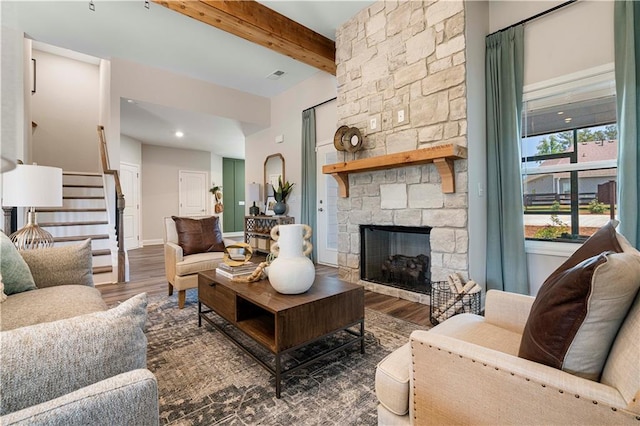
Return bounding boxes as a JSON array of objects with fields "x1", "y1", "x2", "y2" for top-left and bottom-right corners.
[{"x1": 222, "y1": 158, "x2": 245, "y2": 232}]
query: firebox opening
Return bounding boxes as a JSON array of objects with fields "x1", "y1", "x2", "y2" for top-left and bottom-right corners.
[{"x1": 360, "y1": 225, "x2": 432, "y2": 294}]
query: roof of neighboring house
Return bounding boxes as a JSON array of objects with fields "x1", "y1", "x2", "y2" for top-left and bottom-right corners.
[{"x1": 525, "y1": 140, "x2": 617, "y2": 185}]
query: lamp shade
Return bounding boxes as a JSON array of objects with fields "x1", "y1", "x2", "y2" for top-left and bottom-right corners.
[
  {"x1": 2, "y1": 164, "x2": 63, "y2": 207},
  {"x1": 247, "y1": 183, "x2": 260, "y2": 203}
]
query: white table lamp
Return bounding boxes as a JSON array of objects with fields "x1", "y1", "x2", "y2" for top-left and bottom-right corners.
[{"x1": 2, "y1": 164, "x2": 63, "y2": 249}]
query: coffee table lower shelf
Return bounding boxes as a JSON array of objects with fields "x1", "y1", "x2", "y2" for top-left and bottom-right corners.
[{"x1": 198, "y1": 303, "x2": 365, "y2": 398}]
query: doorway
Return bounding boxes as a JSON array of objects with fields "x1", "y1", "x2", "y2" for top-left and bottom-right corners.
[
  {"x1": 120, "y1": 162, "x2": 140, "y2": 250},
  {"x1": 316, "y1": 142, "x2": 338, "y2": 266},
  {"x1": 179, "y1": 170, "x2": 208, "y2": 217}
]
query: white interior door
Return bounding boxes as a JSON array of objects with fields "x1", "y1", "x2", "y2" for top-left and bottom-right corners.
[
  {"x1": 120, "y1": 162, "x2": 140, "y2": 250},
  {"x1": 179, "y1": 170, "x2": 208, "y2": 217},
  {"x1": 316, "y1": 142, "x2": 338, "y2": 266}
]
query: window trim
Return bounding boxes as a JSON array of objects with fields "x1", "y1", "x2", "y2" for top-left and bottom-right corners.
[{"x1": 525, "y1": 239, "x2": 580, "y2": 257}]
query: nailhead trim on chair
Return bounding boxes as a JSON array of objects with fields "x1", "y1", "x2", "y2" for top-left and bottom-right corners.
[{"x1": 409, "y1": 341, "x2": 640, "y2": 422}]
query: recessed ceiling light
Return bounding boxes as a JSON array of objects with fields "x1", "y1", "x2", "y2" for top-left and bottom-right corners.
[
  {"x1": 564, "y1": 117, "x2": 572, "y2": 123},
  {"x1": 175, "y1": 131, "x2": 184, "y2": 138},
  {"x1": 557, "y1": 111, "x2": 564, "y2": 115}
]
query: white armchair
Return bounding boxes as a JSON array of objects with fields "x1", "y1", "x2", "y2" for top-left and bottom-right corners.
[
  {"x1": 163, "y1": 216, "x2": 233, "y2": 308},
  {"x1": 375, "y1": 289, "x2": 640, "y2": 425}
]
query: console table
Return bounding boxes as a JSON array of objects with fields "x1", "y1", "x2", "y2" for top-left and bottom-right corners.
[{"x1": 244, "y1": 215, "x2": 294, "y2": 254}]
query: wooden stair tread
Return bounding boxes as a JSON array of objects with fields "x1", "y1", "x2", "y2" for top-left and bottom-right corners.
[
  {"x1": 63, "y1": 184, "x2": 104, "y2": 188},
  {"x1": 63, "y1": 171, "x2": 102, "y2": 177},
  {"x1": 54, "y1": 234, "x2": 109, "y2": 242},
  {"x1": 63, "y1": 196, "x2": 104, "y2": 200},
  {"x1": 92, "y1": 249, "x2": 111, "y2": 256},
  {"x1": 37, "y1": 208, "x2": 107, "y2": 213},
  {"x1": 93, "y1": 266, "x2": 112, "y2": 274},
  {"x1": 40, "y1": 221, "x2": 109, "y2": 227}
]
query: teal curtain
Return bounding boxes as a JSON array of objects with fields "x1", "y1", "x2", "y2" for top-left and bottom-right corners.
[
  {"x1": 301, "y1": 109, "x2": 317, "y2": 262},
  {"x1": 485, "y1": 26, "x2": 529, "y2": 294},
  {"x1": 614, "y1": 0, "x2": 640, "y2": 249}
]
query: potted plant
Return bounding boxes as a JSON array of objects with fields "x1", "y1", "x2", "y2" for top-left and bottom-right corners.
[
  {"x1": 210, "y1": 185, "x2": 223, "y2": 213},
  {"x1": 273, "y1": 176, "x2": 293, "y2": 215}
]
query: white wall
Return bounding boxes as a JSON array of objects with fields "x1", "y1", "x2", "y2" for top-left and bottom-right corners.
[
  {"x1": 141, "y1": 144, "x2": 211, "y2": 244},
  {"x1": 523, "y1": 1, "x2": 614, "y2": 86},
  {"x1": 120, "y1": 134, "x2": 142, "y2": 165},
  {"x1": 107, "y1": 58, "x2": 270, "y2": 170},
  {"x1": 0, "y1": 27, "x2": 28, "y2": 233},
  {"x1": 0, "y1": 27, "x2": 28, "y2": 168},
  {"x1": 245, "y1": 71, "x2": 338, "y2": 222},
  {"x1": 104, "y1": 58, "x2": 272, "y2": 244},
  {"x1": 120, "y1": 135, "x2": 225, "y2": 243},
  {"x1": 31, "y1": 50, "x2": 100, "y2": 172},
  {"x1": 315, "y1": 99, "x2": 338, "y2": 144},
  {"x1": 488, "y1": 0, "x2": 615, "y2": 295},
  {"x1": 489, "y1": 1, "x2": 614, "y2": 87},
  {"x1": 210, "y1": 153, "x2": 223, "y2": 190},
  {"x1": 465, "y1": 0, "x2": 490, "y2": 290}
]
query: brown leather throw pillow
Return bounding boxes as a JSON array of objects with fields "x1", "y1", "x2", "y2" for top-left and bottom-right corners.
[
  {"x1": 171, "y1": 216, "x2": 225, "y2": 256},
  {"x1": 518, "y1": 221, "x2": 640, "y2": 381},
  {"x1": 545, "y1": 220, "x2": 622, "y2": 282},
  {"x1": 519, "y1": 252, "x2": 610, "y2": 371}
]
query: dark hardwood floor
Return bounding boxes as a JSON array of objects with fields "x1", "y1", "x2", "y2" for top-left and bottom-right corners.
[{"x1": 99, "y1": 244, "x2": 432, "y2": 327}]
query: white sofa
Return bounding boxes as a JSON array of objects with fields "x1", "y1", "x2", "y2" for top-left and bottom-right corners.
[{"x1": 163, "y1": 216, "x2": 233, "y2": 308}]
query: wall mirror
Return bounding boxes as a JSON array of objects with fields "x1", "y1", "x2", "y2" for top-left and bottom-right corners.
[{"x1": 263, "y1": 153, "x2": 285, "y2": 200}]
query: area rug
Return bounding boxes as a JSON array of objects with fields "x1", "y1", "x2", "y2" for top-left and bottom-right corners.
[{"x1": 144, "y1": 289, "x2": 428, "y2": 425}]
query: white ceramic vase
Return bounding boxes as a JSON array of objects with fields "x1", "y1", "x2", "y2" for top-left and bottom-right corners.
[{"x1": 268, "y1": 224, "x2": 315, "y2": 294}]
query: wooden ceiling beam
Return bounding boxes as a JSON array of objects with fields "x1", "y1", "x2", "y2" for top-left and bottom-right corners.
[{"x1": 152, "y1": 0, "x2": 336, "y2": 75}]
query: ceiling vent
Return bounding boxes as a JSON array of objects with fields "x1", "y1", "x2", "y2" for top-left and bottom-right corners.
[{"x1": 266, "y1": 70, "x2": 286, "y2": 80}]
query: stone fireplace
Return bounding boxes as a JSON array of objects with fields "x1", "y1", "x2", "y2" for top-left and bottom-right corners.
[{"x1": 334, "y1": 0, "x2": 469, "y2": 305}]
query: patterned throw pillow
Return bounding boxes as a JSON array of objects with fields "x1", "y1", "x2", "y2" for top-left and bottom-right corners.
[
  {"x1": 171, "y1": 216, "x2": 225, "y2": 255},
  {"x1": 0, "y1": 232, "x2": 36, "y2": 295}
]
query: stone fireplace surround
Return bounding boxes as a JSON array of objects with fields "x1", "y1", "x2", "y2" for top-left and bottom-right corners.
[
  {"x1": 336, "y1": 161, "x2": 469, "y2": 305},
  {"x1": 335, "y1": 0, "x2": 469, "y2": 305}
]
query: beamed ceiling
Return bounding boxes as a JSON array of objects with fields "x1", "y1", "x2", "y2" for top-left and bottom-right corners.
[{"x1": 153, "y1": 0, "x2": 337, "y2": 75}]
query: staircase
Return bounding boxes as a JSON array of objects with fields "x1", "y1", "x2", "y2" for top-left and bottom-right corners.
[{"x1": 37, "y1": 171, "x2": 117, "y2": 285}]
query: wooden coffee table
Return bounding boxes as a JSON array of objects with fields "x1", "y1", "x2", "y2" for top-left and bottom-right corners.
[{"x1": 197, "y1": 270, "x2": 365, "y2": 398}]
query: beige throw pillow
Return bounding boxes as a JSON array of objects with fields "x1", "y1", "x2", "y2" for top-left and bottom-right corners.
[
  {"x1": 20, "y1": 239, "x2": 94, "y2": 288},
  {"x1": 0, "y1": 293, "x2": 148, "y2": 415}
]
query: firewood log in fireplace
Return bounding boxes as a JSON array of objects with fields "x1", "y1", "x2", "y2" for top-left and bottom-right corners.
[{"x1": 381, "y1": 254, "x2": 430, "y2": 288}]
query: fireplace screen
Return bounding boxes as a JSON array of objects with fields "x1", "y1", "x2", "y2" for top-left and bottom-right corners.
[{"x1": 360, "y1": 225, "x2": 432, "y2": 294}]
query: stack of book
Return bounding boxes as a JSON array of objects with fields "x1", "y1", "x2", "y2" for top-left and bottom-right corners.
[{"x1": 215, "y1": 262, "x2": 257, "y2": 279}]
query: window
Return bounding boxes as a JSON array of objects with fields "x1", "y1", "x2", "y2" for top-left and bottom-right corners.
[{"x1": 521, "y1": 68, "x2": 617, "y2": 242}]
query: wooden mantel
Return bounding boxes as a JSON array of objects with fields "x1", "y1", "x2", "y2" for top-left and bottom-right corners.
[{"x1": 322, "y1": 143, "x2": 468, "y2": 197}]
